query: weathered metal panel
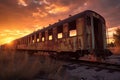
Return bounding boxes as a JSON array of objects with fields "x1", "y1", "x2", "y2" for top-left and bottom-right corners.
[
  {"x1": 45, "y1": 30, "x2": 48, "y2": 41},
  {"x1": 76, "y1": 18, "x2": 84, "y2": 35},
  {"x1": 30, "y1": 36, "x2": 33, "y2": 44},
  {"x1": 34, "y1": 34, "x2": 37, "y2": 43},
  {"x1": 47, "y1": 40, "x2": 54, "y2": 51},
  {"x1": 53, "y1": 27, "x2": 57, "y2": 42},
  {"x1": 56, "y1": 36, "x2": 84, "y2": 52},
  {"x1": 63, "y1": 23, "x2": 69, "y2": 38},
  {"x1": 103, "y1": 23, "x2": 107, "y2": 49},
  {"x1": 85, "y1": 20, "x2": 92, "y2": 50},
  {"x1": 77, "y1": 36, "x2": 84, "y2": 50},
  {"x1": 39, "y1": 32, "x2": 41, "y2": 42},
  {"x1": 91, "y1": 17, "x2": 95, "y2": 49}
]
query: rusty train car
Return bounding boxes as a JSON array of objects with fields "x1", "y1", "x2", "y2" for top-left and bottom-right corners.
[{"x1": 1, "y1": 10, "x2": 112, "y2": 59}]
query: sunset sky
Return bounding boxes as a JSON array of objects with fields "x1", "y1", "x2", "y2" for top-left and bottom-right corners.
[{"x1": 0, "y1": 0, "x2": 120, "y2": 45}]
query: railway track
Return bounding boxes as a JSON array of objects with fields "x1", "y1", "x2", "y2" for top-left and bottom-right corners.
[{"x1": 58, "y1": 58, "x2": 120, "y2": 72}]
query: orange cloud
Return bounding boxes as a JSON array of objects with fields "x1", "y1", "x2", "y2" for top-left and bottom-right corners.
[
  {"x1": 18, "y1": 0, "x2": 28, "y2": 6},
  {"x1": 32, "y1": 8, "x2": 48, "y2": 18},
  {"x1": 45, "y1": 4, "x2": 69, "y2": 14}
]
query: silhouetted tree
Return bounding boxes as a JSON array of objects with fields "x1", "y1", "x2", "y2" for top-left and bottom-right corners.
[
  {"x1": 113, "y1": 28, "x2": 120, "y2": 47},
  {"x1": 107, "y1": 42, "x2": 115, "y2": 47}
]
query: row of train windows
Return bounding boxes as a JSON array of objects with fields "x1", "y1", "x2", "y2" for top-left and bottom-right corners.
[
  {"x1": 19, "y1": 21, "x2": 77, "y2": 43},
  {"x1": 32, "y1": 29, "x2": 77, "y2": 43},
  {"x1": 47, "y1": 30, "x2": 76, "y2": 41},
  {"x1": 31, "y1": 21, "x2": 77, "y2": 42},
  {"x1": 19, "y1": 29, "x2": 77, "y2": 44},
  {"x1": 19, "y1": 21, "x2": 78, "y2": 44},
  {"x1": 57, "y1": 30, "x2": 77, "y2": 38}
]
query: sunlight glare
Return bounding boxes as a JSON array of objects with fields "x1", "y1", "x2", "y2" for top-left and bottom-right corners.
[{"x1": 5, "y1": 38, "x2": 14, "y2": 44}]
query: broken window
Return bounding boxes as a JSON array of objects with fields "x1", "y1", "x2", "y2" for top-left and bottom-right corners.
[
  {"x1": 48, "y1": 29, "x2": 53, "y2": 40},
  {"x1": 57, "y1": 25, "x2": 63, "y2": 39},
  {"x1": 36, "y1": 33, "x2": 39, "y2": 42},
  {"x1": 69, "y1": 30, "x2": 77, "y2": 37},
  {"x1": 32, "y1": 35, "x2": 34, "y2": 43},
  {"x1": 42, "y1": 37, "x2": 45, "y2": 42},
  {"x1": 69, "y1": 20, "x2": 77, "y2": 37},
  {"x1": 41, "y1": 32, "x2": 45, "y2": 42},
  {"x1": 86, "y1": 16, "x2": 91, "y2": 26}
]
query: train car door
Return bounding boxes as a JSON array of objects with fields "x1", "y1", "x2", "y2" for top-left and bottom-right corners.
[
  {"x1": 76, "y1": 18, "x2": 84, "y2": 49},
  {"x1": 93, "y1": 17, "x2": 104, "y2": 49}
]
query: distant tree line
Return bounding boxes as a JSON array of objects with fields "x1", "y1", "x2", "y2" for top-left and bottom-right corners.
[
  {"x1": 107, "y1": 28, "x2": 120, "y2": 47},
  {"x1": 113, "y1": 28, "x2": 120, "y2": 47}
]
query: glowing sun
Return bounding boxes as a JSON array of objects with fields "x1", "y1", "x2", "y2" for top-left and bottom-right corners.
[{"x1": 5, "y1": 37, "x2": 14, "y2": 44}]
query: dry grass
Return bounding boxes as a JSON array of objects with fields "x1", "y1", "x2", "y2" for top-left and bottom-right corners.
[
  {"x1": 0, "y1": 50, "x2": 63, "y2": 80},
  {"x1": 0, "y1": 50, "x2": 41, "y2": 80},
  {"x1": 109, "y1": 47, "x2": 120, "y2": 55},
  {"x1": 34, "y1": 52, "x2": 64, "y2": 79}
]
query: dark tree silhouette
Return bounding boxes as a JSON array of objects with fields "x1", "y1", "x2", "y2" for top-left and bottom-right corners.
[{"x1": 113, "y1": 28, "x2": 120, "y2": 47}]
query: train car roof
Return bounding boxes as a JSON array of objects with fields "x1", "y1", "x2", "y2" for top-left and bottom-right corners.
[
  {"x1": 19, "y1": 10, "x2": 105, "y2": 39},
  {"x1": 36, "y1": 10, "x2": 105, "y2": 33}
]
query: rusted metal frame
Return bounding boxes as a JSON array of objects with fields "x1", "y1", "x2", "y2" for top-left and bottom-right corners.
[
  {"x1": 103, "y1": 23, "x2": 107, "y2": 49},
  {"x1": 91, "y1": 16, "x2": 95, "y2": 49}
]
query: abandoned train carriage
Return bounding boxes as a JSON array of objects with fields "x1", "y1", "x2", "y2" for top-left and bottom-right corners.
[{"x1": 2, "y1": 10, "x2": 112, "y2": 58}]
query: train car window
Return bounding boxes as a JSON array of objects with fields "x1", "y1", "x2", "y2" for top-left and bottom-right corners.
[
  {"x1": 69, "y1": 30, "x2": 77, "y2": 37},
  {"x1": 69, "y1": 20, "x2": 77, "y2": 37},
  {"x1": 36, "y1": 33, "x2": 39, "y2": 42},
  {"x1": 37, "y1": 38, "x2": 39, "y2": 42},
  {"x1": 41, "y1": 32, "x2": 45, "y2": 42},
  {"x1": 58, "y1": 33, "x2": 62, "y2": 38},
  {"x1": 57, "y1": 25, "x2": 63, "y2": 39},
  {"x1": 86, "y1": 16, "x2": 91, "y2": 25},
  {"x1": 48, "y1": 29, "x2": 53, "y2": 40},
  {"x1": 32, "y1": 40, "x2": 35, "y2": 43},
  {"x1": 32, "y1": 35, "x2": 34, "y2": 43},
  {"x1": 49, "y1": 35, "x2": 52, "y2": 40},
  {"x1": 42, "y1": 37, "x2": 45, "y2": 42}
]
